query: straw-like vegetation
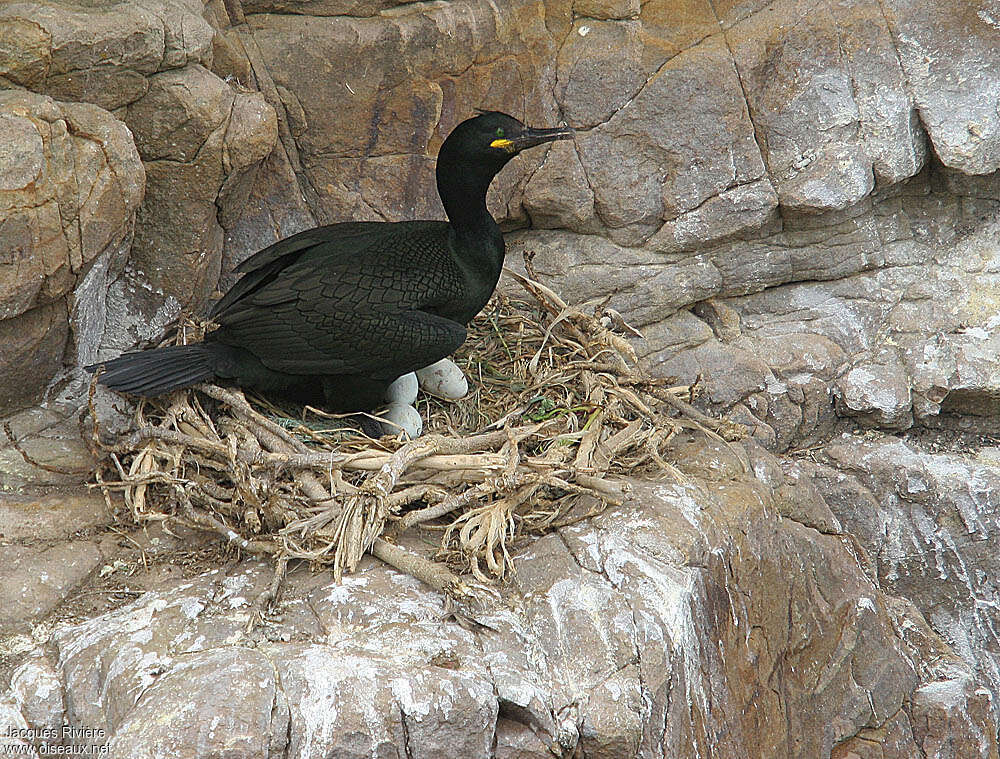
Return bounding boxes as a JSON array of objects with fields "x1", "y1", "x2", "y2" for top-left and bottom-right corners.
[{"x1": 89, "y1": 262, "x2": 745, "y2": 623}]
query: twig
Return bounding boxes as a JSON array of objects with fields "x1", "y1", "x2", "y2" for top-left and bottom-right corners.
[
  {"x1": 393, "y1": 471, "x2": 529, "y2": 533},
  {"x1": 387, "y1": 484, "x2": 447, "y2": 509},
  {"x1": 174, "y1": 488, "x2": 278, "y2": 557},
  {"x1": 112, "y1": 426, "x2": 230, "y2": 458},
  {"x1": 394, "y1": 487, "x2": 483, "y2": 532},
  {"x1": 371, "y1": 538, "x2": 470, "y2": 598},
  {"x1": 246, "y1": 554, "x2": 289, "y2": 633},
  {"x1": 650, "y1": 386, "x2": 747, "y2": 440},
  {"x1": 195, "y1": 384, "x2": 310, "y2": 454},
  {"x1": 572, "y1": 474, "x2": 630, "y2": 504},
  {"x1": 329, "y1": 436, "x2": 451, "y2": 576}
]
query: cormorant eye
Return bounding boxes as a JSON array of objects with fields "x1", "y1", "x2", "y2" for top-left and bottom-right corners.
[{"x1": 489, "y1": 127, "x2": 514, "y2": 152}]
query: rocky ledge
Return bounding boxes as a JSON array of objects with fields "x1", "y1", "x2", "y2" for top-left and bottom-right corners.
[{"x1": 2, "y1": 433, "x2": 997, "y2": 757}]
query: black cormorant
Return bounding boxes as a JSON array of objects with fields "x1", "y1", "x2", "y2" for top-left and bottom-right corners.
[{"x1": 87, "y1": 111, "x2": 574, "y2": 415}]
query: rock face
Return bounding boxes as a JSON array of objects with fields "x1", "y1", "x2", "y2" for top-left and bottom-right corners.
[
  {"x1": 124, "y1": 63, "x2": 277, "y2": 311},
  {"x1": 0, "y1": 90, "x2": 143, "y2": 411},
  {"x1": 0, "y1": 0, "x2": 277, "y2": 399},
  {"x1": 3, "y1": 0, "x2": 1000, "y2": 754},
  {"x1": 811, "y1": 435, "x2": 1000, "y2": 723},
  {"x1": 0, "y1": 0, "x2": 215, "y2": 111}
]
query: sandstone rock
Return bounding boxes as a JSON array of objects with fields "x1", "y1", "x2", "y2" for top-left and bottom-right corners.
[
  {"x1": 0, "y1": 393, "x2": 96, "y2": 491},
  {"x1": 120, "y1": 64, "x2": 277, "y2": 311},
  {"x1": 911, "y1": 674, "x2": 999, "y2": 759},
  {"x1": 574, "y1": 0, "x2": 639, "y2": 19},
  {"x1": 0, "y1": 542, "x2": 102, "y2": 626},
  {"x1": 521, "y1": 140, "x2": 597, "y2": 232},
  {"x1": 0, "y1": 700, "x2": 36, "y2": 757},
  {"x1": 132, "y1": 173, "x2": 224, "y2": 313},
  {"x1": 646, "y1": 178, "x2": 779, "y2": 254},
  {"x1": 556, "y1": 19, "x2": 648, "y2": 128},
  {"x1": 883, "y1": 0, "x2": 1000, "y2": 175},
  {"x1": 2, "y1": 1, "x2": 1000, "y2": 753},
  {"x1": 51, "y1": 571, "x2": 224, "y2": 732},
  {"x1": 127, "y1": 65, "x2": 235, "y2": 163},
  {"x1": 831, "y1": 0, "x2": 927, "y2": 185},
  {"x1": 724, "y1": 0, "x2": 924, "y2": 211},
  {"x1": 8, "y1": 656, "x2": 65, "y2": 739},
  {"x1": 834, "y1": 349, "x2": 913, "y2": 430},
  {"x1": 0, "y1": 491, "x2": 111, "y2": 543},
  {"x1": 506, "y1": 230, "x2": 722, "y2": 327},
  {"x1": 813, "y1": 434, "x2": 1000, "y2": 724},
  {"x1": 0, "y1": 91, "x2": 143, "y2": 321},
  {"x1": 109, "y1": 648, "x2": 286, "y2": 757},
  {"x1": 636, "y1": 0, "x2": 719, "y2": 56},
  {"x1": 219, "y1": 90, "x2": 282, "y2": 224},
  {"x1": 0, "y1": 0, "x2": 214, "y2": 111},
  {"x1": 737, "y1": 332, "x2": 845, "y2": 448},
  {"x1": 574, "y1": 33, "x2": 766, "y2": 244},
  {"x1": 0, "y1": 302, "x2": 68, "y2": 413},
  {"x1": 219, "y1": 147, "x2": 317, "y2": 288},
  {"x1": 554, "y1": 0, "x2": 722, "y2": 133},
  {"x1": 0, "y1": 90, "x2": 142, "y2": 411},
  {"x1": 67, "y1": 233, "x2": 131, "y2": 366},
  {"x1": 513, "y1": 160, "x2": 999, "y2": 455},
  {"x1": 638, "y1": 308, "x2": 714, "y2": 359},
  {"x1": 898, "y1": 326, "x2": 1000, "y2": 426},
  {"x1": 874, "y1": 216, "x2": 1000, "y2": 426},
  {"x1": 248, "y1": 0, "x2": 566, "y2": 228},
  {"x1": 242, "y1": 0, "x2": 407, "y2": 17}
]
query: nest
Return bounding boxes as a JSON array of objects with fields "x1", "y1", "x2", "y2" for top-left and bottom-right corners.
[{"x1": 89, "y1": 263, "x2": 746, "y2": 620}]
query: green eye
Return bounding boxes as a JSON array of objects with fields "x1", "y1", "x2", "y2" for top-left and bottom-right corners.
[{"x1": 495, "y1": 127, "x2": 505, "y2": 138}]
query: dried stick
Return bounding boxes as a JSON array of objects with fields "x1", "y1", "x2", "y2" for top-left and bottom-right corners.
[
  {"x1": 394, "y1": 487, "x2": 483, "y2": 533},
  {"x1": 175, "y1": 489, "x2": 279, "y2": 557},
  {"x1": 371, "y1": 538, "x2": 470, "y2": 598},
  {"x1": 112, "y1": 426, "x2": 230, "y2": 458},
  {"x1": 329, "y1": 436, "x2": 451, "y2": 576},
  {"x1": 572, "y1": 474, "x2": 630, "y2": 504},
  {"x1": 393, "y1": 471, "x2": 529, "y2": 533},
  {"x1": 246, "y1": 554, "x2": 289, "y2": 633},
  {"x1": 649, "y1": 386, "x2": 748, "y2": 439},
  {"x1": 195, "y1": 384, "x2": 310, "y2": 454}
]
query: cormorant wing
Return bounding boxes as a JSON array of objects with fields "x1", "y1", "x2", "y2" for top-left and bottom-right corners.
[
  {"x1": 211, "y1": 223, "x2": 390, "y2": 319},
  {"x1": 215, "y1": 303, "x2": 467, "y2": 378},
  {"x1": 209, "y1": 221, "x2": 468, "y2": 377}
]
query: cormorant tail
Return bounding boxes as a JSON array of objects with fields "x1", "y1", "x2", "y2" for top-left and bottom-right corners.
[{"x1": 86, "y1": 344, "x2": 216, "y2": 397}]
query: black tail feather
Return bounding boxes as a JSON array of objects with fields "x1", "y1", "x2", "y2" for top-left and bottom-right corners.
[{"x1": 86, "y1": 344, "x2": 216, "y2": 397}]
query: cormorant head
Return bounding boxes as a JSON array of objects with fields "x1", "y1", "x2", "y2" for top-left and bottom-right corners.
[
  {"x1": 438, "y1": 111, "x2": 575, "y2": 174},
  {"x1": 435, "y1": 111, "x2": 574, "y2": 229}
]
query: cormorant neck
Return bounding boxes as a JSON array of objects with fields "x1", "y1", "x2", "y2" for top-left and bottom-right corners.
[{"x1": 436, "y1": 158, "x2": 503, "y2": 242}]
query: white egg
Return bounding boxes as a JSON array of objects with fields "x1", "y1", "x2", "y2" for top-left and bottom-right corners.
[
  {"x1": 416, "y1": 358, "x2": 469, "y2": 399},
  {"x1": 379, "y1": 402, "x2": 423, "y2": 439},
  {"x1": 384, "y1": 372, "x2": 419, "y2": 404}
]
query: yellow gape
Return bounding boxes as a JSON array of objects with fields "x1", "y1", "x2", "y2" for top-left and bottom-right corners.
[{"x1": 490, "y1": 138, "x2": 515, "y2": 153}]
